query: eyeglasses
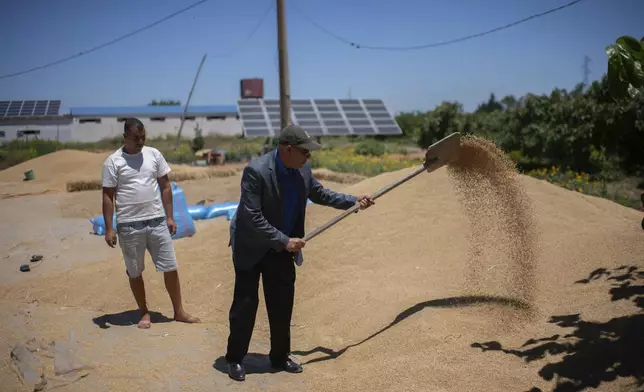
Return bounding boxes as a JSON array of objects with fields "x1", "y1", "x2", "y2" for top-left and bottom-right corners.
[{"x1": 291, "y1": 145, "x2": 310, "y2": 156}]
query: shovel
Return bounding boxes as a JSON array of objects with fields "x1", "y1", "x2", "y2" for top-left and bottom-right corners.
[{"x1": 303, "y1": 132, "x2": 462, "y2": 242}]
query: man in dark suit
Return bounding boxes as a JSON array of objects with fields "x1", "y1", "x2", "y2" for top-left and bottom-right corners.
[{"x1": 225, "y1": 125, "x2": 374, "y2": 381}]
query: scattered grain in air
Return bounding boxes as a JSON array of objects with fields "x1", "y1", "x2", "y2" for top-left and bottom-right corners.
[{"x1": 446, "y1": 135, "x2": 539, "y2": 318}]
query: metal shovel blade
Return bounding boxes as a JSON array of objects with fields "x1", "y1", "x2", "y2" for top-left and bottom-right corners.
[{"x1": 423, "y1": 132, "x2": 462, "y2": 173}]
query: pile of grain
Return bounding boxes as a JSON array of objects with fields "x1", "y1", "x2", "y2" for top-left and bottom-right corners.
[
  {"x1": 0, "y1": 150, "x2": 109, "y2": 184},
  {"x1": 0, "y1": 150, "x2": 113, "y2": 197},
  {"x1": 2, "y1": 137, "x2": 644, "y2": 391},
  {"x1": 0, "y1": 149, "x2": 244, "y2": 196}
]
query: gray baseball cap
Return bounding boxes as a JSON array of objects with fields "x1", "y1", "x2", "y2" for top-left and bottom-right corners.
[{"x1": 278, "y1": 125, "x2": 321, "y2": 151}]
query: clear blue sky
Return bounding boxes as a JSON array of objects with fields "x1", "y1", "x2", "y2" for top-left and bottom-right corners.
[{"x1": 0, "y1": 0, "x2": 642, "y2": 114}]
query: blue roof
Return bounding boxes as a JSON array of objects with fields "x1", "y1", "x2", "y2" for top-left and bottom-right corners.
[{"x1": 69, "y1": 105, "x2": 238, "y2": 117}]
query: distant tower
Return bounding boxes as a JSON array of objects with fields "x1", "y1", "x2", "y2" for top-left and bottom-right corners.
[{"x1": 582, "y1": 55, "x2": 591, "y2": 86}]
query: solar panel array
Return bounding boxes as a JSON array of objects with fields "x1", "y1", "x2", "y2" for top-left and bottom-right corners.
[
  {"x1": 237, "y1": 98, "x2": 402, "y2": 137},
  {"x1": 0, "y1": 100, "x2": 62, "y2": 117}
]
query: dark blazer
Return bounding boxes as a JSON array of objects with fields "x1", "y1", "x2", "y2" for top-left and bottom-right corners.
[{"x1": 229, "y1": 150, "x2": 357, "y2": 271}]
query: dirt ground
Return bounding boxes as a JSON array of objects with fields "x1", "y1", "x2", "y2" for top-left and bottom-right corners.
[{"x1": 0, "y1": 153, "x2": 643, "y2": 392}]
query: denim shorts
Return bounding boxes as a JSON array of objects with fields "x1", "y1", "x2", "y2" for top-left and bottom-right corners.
[{"x1": 117, "y1": 216, "x2": 177, "y2": 278}]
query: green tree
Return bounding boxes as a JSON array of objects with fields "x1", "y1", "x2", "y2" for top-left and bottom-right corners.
[
  {"x1": 405, "y1": 60, "x2": 644, "y2": 175},
  {"x1": 605, "y1": 36, "x2": 644, "y2": 100},
  {"x1": 395, "y1": 111, "x2": 426, "y2": 139}
]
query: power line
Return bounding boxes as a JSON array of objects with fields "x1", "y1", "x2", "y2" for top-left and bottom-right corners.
[
  {"x1": 209, "y1": 1, "x2": 275, "y2": 58},
  {"x1": 291, "y1": 0, "x2": 587, "y2": 51},
  {"x1": 0, "y1": 0, "x2": 210, "y2": 80}
]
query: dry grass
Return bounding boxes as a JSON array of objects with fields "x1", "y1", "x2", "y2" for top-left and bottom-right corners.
[
  {"x1": 66, "y1": 180, "x2": 102, "y2": 193},
  {"x1": 66, "y1": 167, "x2": 361, "y2": 193},
  {"x1": 65, "y1": 166, "x2": 243, "y2": 193},
  {"x1": 311, "y1": 168, "x2": 367, "y2": 184}
]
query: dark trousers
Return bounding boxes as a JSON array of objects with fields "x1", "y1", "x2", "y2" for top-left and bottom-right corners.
[{"x1": 225, "y1": 250, "x2": 296, "y2": 365}]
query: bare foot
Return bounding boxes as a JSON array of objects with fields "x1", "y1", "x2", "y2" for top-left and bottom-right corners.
[
  {"x1": 174, "y1": 311, "x2": 201, "y2": 324},
  {"x1": 138, "y1": 312, "x2": 151, "y2": 329}
]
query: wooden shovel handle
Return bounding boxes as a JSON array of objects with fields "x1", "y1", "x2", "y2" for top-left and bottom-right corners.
[{"x1": 303, "y1": 163, "x2": 430, "y2": 242}]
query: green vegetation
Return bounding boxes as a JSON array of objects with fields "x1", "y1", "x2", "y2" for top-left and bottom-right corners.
[
  {"x1": 0, "y1": 134, "x2": 266, "y2": 170},
  {"x1": 605, "y1": 35, "x2": 644, "y2": 100},
  {"x1": 393, "y1": 81, "x2": 643, "y2": 208},
  {"x1": 378, "y1": 35, "x2": 644, "y2": 210},
  {"x1": 353, "y1": 139, "x2": 409, "y2": 157},
  {"x1": 310, "y1": 146, "x2": 422, "y2": 177}
]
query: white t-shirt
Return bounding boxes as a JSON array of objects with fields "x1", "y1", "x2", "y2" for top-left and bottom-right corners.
[{"x1": 102, "y1": 146, "x2": 172, "y2": 224}]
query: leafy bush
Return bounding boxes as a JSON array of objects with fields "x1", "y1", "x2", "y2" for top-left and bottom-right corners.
[
  {"x1": 224, "y1": 144, "x2": 263, "y2": 162},
  {"x1": 403, "y1": 79, "x2": 644, "y2": 177},
  {"x1": 162, "y1": 144, "x2": 194, "y2": 164},
  {"x1": 0, "y1": 147, "x2": 40, "y2": 170},
  {"x1": 354, "y1": 140, "x2": 386, "y2": 157},
  {"x1": 0, "y1": 139, "x2": 67, "y2": 170},
  {"x1": 525, "y1": 166, "x2": 639, "y2": 209},
  {"x1": 527, "y1": 167, "x2": 608, "y2": 196}
]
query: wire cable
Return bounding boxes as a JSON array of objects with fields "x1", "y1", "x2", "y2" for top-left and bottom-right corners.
[
  {"x1": 0, "y1": 0, "x2": 210, "y2": 80},
  {"x1": 291, "y1": 0, "x2": 587, "y2": 51},
  {"x1": 209, "y1": 1, "x2": 275, "y2": 58}
]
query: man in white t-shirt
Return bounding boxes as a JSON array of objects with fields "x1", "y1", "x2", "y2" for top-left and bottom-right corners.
[{"x1": 101, "y1": 117, "x2": 200, "y2": 329}]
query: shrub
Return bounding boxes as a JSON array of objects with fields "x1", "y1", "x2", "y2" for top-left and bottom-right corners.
[
  {"x1": 354, "y1": 140, "x2": 386, "y2": 157},
  {"x1": 162, "y1": 144, "x2": 194, "y2": 164}
]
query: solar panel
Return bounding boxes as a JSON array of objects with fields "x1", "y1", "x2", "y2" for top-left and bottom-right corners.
[
  {"x1": 237, "y1": 99, "x2": 272, "y2": 136},
  {"x1": 33, "y1": 100, "x2": 48, "y2": 116},
  {"x1": 237, "y1": 98, "x2": 402, "y2": 137},
  {"x1": 0, "y1": 101, "x2": 9, "y2": 117},
  {"x1": 263, "y1": 99, "x2": 283, "y2": 136},
  {"x1": 6, "y1": 101, "x2": 22, "y2": 116},
  {"x1": 46, "y1": 100, "x2": 61, "y2": 115},
  {"x1": 19, "y1": 100, "x2": 35, "y2": 116},
  {"x1": 0, "y1": 100, "x2": 62, "y2": 117}
]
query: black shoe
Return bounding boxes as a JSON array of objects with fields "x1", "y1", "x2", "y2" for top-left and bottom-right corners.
[
  {"x1": 271, "y1": 358, "x2": 303, "y2": 373},
  {"x1": 227, "y1": 362, "x2": 245, "y2": 381}
]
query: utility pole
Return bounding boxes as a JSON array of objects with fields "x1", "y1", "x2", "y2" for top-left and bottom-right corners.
[
  {"x1": 582, "y1": 55, "x2": 591, "y2": 86},
  {"x1": 176, "y1": 53, "x2": 207, "y2": 148},
  {"x1": 277, "y1": 0, "x2": 291, "y2": 132}
]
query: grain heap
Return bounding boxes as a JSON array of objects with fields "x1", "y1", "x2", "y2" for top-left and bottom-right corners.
[{"x1": 3, "y1": 136, "x2": 644, "y2": 391}]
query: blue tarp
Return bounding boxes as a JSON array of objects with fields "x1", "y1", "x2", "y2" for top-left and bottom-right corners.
[
  {"x1": 204, "y1": 201, "x2": 238, "y2": 219},
  {"x1": 93, "y1": 195, "x2": 317, "y2": 236},
  {"x1": 187, "y1": 205, "x2": 208, "y2": 220},
  {"x1": 90, "y1": 182, "x2": 196, "y2": 240},
  {"x1": 193, "y1": 199, "x2": 314, "y2": 221},
  {"x1": 170, "y1": 182, "x2": 196, "y2": 239}
]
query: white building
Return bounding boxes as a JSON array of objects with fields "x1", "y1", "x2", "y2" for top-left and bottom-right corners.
[
  {"x1": 0, "y1": 115, "x2": 74, "y2": 143},
  {"x1": 0, "y1": 100, "x2": 73, "y2": 143},
  {"x1": 0, "y1": 100, "x2": 242, "y2": 144},
  {"x1": 68, "y1": 104, "x2": 242, "y2": 143}
]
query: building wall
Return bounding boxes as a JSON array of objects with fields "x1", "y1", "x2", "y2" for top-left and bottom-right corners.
[
  {"x1": 70, "y1": 115, "x2": 242, "y2": 143},
  {"x1": 0, "y1": 117, "x2": 73, "y2": 143}
]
